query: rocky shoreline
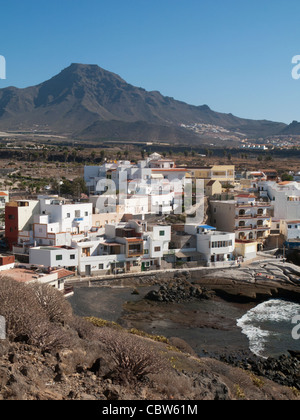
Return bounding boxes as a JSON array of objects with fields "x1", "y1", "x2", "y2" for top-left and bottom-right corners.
[
  {"x1": 144, "y1": 276, "x2": 214, "y2": 304},
  {"x1": 191, "y1": 261, "x2": 300, "y2": 303},
  {"x1": 215, "y1": 352, "x2": 300, "y2": 391}
]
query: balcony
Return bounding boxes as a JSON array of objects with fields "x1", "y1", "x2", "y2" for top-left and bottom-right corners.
[
  {"x1": 236, "y1": 214, "x2": 270, "y2": 219},
  {"x1": 236, "y1": 202, "x2": 271, "y2": 208},
  {"x1": 126, "y1": 238, "x2": 144, "y2": 258},
  {"x1": 235, "y1": 225, "x2": 270, "y2": 231}
]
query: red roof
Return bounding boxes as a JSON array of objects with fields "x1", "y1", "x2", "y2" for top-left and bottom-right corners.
[{"x1": 53, "y1": 268, "x2": 75, "y2": 280}]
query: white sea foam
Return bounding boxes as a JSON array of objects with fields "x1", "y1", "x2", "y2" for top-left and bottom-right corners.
[{"x1": 237, "y1": 299, "x2": 300, "y2": 358}]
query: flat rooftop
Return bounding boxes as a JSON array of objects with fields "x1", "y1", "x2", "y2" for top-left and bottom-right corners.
[{"x1": 0, "y1": 268, "x2": 43, "y2": 283}]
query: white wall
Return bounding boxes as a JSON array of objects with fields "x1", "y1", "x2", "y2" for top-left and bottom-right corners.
[
  {"x1": 29, "y1": 247, "x2": 78, "y2": 268},
  {"x1": 281, "y1": 221, "x2": 300, "y2": 240},
  {"x1": 196, "y1": 232, "x2": 235, "y2": 261}
]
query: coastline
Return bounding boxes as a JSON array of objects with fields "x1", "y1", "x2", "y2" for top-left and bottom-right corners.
[{"x1": 68, "y1": 267, "x2": 300, "y2": 390}]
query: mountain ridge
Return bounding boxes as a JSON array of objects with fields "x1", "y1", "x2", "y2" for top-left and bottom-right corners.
[{"x1": 0, "y1": 63, "x2": 289, "y2": 143}]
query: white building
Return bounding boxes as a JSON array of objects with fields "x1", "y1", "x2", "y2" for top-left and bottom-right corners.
[
  {"x1": 210, "y1": 195, "x2": 272, "y2": 242},
  {"x1": 280, "y1": 220, "x2": 300, "y2": 240},
  {"x1": 259, "y1": 181, "x2": 300, "y2": 220},
  {"x1": 38, "y1": 196, "x2": 93, "y2": 234},
  {"x1": 29, "y1": 245, "x2": 78, "y2": 269},
  {"x1": 62, "y1": 220, "x2": 171, "y2": 277},
  {"x1": 184, "y1": 224, "x2": 235, "y2": 266},
  {"x1": 84, "y1": 154, "x2": 187, "y2": 216}
]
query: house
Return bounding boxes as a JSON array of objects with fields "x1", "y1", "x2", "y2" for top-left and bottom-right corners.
[
  {"x1": 184, "y1": 224, "x2": 236, "y2": 266},
  {"x1": 0, "y1": 254, "x2": 15, "y2": 272},
  {"x1": 235, "y1": 240, "x2": 258, "y2": 261},
  {"x1": 204, "y1": 180, "x2": 222, "y2": 197},
  {"x1": 280, "y1": 220, "x2": 300, "y2": 240},
  {"x1": 0, "y1": 265, "x2": 75, "y2": 294},
  {"x1": 29, "y1": 245, "x2": 78, "y2": 270}
]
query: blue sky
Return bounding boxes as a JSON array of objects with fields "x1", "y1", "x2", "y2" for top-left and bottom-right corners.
[{"x1": 0, "y1": 0, "x2": 300, "y2": 124}]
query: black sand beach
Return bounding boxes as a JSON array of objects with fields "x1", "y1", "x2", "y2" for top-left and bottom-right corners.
[{"x1": 68, "y1": 285, "x2": 253, "y2": 357}]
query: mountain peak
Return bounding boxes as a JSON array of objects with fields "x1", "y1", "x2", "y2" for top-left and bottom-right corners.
[{"x1": 0, "y1": 64, "x2": 287, "y2": 141}]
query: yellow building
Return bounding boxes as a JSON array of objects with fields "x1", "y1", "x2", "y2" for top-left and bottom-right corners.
[
  {"x1": 204, "y1": 180, "x2": 223, "y2": 197},
  {"x1": 188, "y1": 165, "x2": 235, "y2": 184}
]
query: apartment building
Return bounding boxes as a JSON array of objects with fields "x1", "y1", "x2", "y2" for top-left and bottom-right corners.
[
  {"x1": 210, "y1": 194, "x2": 272, "y2": 242},
  {"x1": 38, "y1": 196, "x2": 93, "y2": 234},
  {"x1": 9, "y1": 197, "x2": 92, "y2": 258},
  {"x1": 188, "y1": 165, "x2": 235, "y2": 184}
]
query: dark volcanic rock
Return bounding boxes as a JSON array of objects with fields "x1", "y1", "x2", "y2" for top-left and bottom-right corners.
[
  {"x1": 145, "y1": 277, "x2": 213, "y2": 303},
  {"x1": 218, "y1": 353, "x2": 300, "y2": 391}
]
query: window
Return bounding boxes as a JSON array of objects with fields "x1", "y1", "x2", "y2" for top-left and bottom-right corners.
[
  {"x1": 154, "y1": 246, "x2": 161, "y2": 252},
  {"x1": 98, "y1": 264, "x2": 104, "y2": 270},
  {"x1": 159, "y1": 230, "x2": 165, "y2": 236},
  {"x1": 75, "y1": 210, "x2": 80, "y2": 218},
  {"x1": 66, "y1": 213, "x2": 71, "y2": 218},
  {"x1": 144, "y1": 249, "x2": 149, "y2": 255},
  {"x1": 70, "y1": 254, "x2": 75, "y2": 260},
  {"x1": 8, "y1": 215, "x2": 15, "y2": 220},
  {"x1": 85, "y1": 212, "x2": 88, "y2": 217},
  {"x1": 56, "y1": 255, "x2": 63, "y2": 261}
]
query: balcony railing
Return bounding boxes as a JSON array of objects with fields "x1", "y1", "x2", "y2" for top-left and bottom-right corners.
[
  {"x1": 235, "y1": 215, "x2": 271, "y2": 219},
  {"x1": 235, "y1": 225, "x2": 270, "y2": 231}
]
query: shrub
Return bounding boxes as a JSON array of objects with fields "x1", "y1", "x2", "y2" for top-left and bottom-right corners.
[
  {"x1": 96, "y1": 328, "x2": 167, "y2": 384},
  {"x1": 0, "y1": 277, "x2": 72, "y2": 351},
  {"x1": 0, "y1": 277, "x2": 42, "y2": 341},
  {"x1": 29, "y1": 282, "x2": 73, "y2": 325}
]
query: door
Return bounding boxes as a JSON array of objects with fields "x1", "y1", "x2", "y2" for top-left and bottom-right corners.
[{"x1": 85, "y1": 265, "x2": 91, "y2": 276}]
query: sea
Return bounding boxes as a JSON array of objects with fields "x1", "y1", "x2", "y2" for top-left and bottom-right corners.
[
  {"x1": 237, "y1": 299, "x2": 300, "y2": 359},
  {"x1": 69, "y1": 287, "x2": 300, "y2": 360}
]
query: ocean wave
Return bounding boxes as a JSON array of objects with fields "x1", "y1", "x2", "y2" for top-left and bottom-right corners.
[{"x1": 237, "y1": 299, "x2": 300, "y2": 358}]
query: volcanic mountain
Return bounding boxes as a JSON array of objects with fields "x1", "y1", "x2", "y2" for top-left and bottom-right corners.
[{"x1": 0, "y1": 63, "x2": 288, "y2": 143}]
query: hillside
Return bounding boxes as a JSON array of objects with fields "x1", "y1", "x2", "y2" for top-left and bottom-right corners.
[
  {"x1": 0, "y1": 63, "x2": 287, "y2": 143},
  {"x1": 0, "y1": 277, "x2": 299, "y2": 401}
]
